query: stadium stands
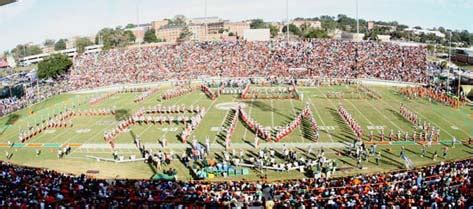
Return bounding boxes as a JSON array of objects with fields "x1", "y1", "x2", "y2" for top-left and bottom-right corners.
[
  {"x1": 0, "y1": 158, "x2": 470, "y2": 208},
  {"x1": 70, "y1": 40, "x2": 429, "y2": 89}
]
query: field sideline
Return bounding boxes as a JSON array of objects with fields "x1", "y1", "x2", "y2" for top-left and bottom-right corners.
[{"x1": 0, "y1": 83, "x2": 471, "y2": 181}]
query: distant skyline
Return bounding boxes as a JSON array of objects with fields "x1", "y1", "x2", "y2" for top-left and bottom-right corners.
[{"x1": 1, "y1": 0, "x2": 472, "y2": 52}]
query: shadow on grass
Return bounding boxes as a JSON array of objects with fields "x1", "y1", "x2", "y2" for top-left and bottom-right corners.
[
  {"x1": 6, "y1": 114, "x2": 20, "y2": 125},
  {"x1": 147, "y1": 163, "x2": 158, "y2": 177},
  {"x1": 0, "y1": 114, "x2": 20, "y2": 135},
  {"x1": 115, "y1": 109, "x2": 130, "y2": 121}
]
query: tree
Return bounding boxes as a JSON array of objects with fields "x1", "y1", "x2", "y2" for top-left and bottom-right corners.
[
  {"x1": 124, "y1": 30, "x2": 136, "y2": 43},
  {"x1": 43, "y1": 39, "x2": 55, "y2": 47},
  {"x1": 299, "y1": 22, "x2": 311, "y2": 33},
  {"x1": 250, "y1": 19, "x2": 266, "y2": 29},
  {"x1": 319, "y1": 16, "x2": 337, "y2": 32},
  {"x1": 54, "y1": 39, "x2": 67, "y2": 51},
  {"x1": 178, "y1": 26, "x2": 193, "y2": 42},
  {"x1": 37, "y1": 54, "x2": 72, "y2": 79},
  {"x1": 364, "y1": 30, "x2": 379, "y2": 41},
  {"x1": 75, "y1": 37, "x2": 93, "y2": 53},
  {"x1": 282, "y1": 24, "x2": 302, "y2": 37},
  {"x1": 125, "y1": 23, "x2": 136, "y2": 29},
  {"x1": 269, "y1": 24, "x2": 279, "y2": 38},
  {"x1": 168, "y1": 15, "x2": 186, "y2": 26},
  {"x1": 303, "y1": 28, "x2": 328, "y2": 39},
  {"x1": 96, "y1": 27, "x2": 135, "y2": 50},
  {"x1": 0, "y1": 85, "x2": 25, "y2": 99},
  {"x1": 440, "y1": 61, "x2": 448, "y2": 69},
  {"x1": 144, "y1": 29, "x2": 159, "y2": 43},
  {"x1": 10, "y1": 44, "x2": 43, "y2": 59}
]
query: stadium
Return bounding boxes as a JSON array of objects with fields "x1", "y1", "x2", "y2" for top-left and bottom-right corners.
[{"x1": 0, "y1": 1, "x2": 472, "y2": 208}]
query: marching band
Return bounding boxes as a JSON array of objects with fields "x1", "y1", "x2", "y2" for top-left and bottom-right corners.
[
  {"x1": 400, "y1": 87, "x2": 462, "y2": 108},
  {"x1": 162, "y1": 86, "x2": 195, "y2": 100},
  {"x1": 18, "y1": 110, "x2": 75, "y2": 143},
  {"x1": 338, "y1": 105, "x2": 363, "y2": 140},
  {"x1": 89, "y1": 92, "x2": 117, "y2": 105},
  {"x1": 134, "y1": 88, "x2": 160, "y2": 103}
]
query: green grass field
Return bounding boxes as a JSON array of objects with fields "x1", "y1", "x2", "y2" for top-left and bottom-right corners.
[{"x1": 0, "y1": 83, "x2": 472, "y2": 181}]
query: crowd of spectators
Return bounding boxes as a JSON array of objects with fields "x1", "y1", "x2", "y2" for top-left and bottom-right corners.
[
  {"x1": 0, "y1": 158, "x2": 470, "y2": 208},
  {"x1": 70, "y1": 40, "x2": 429, "y2": 89},
  {"x1": 0, "y1": 76, "x2": 71, "y2": 116}
]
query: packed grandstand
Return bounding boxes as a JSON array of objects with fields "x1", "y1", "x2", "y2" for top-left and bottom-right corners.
[
  {"x1": 1, "y1": 158, "x2": 470, "y2": 208},
  {"x1": 70, "y1": 40, "x2": 429, "y2": 89}
]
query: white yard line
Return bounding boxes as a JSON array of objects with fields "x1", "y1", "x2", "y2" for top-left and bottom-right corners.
[
  {"x1": 290, "y1": 99, "x2": 305, "y2": 143},
  {"x1": 344, "y1": 99, "x2": 374, "y2": 126},
  {"x1": 362, "y1": 99, "x2": 403, "y2": 132},
  {"x1": 313, "y1": 87, "x2": 364, "y2": 141},
  {"x1": 307, "y1": 97, "x2": 334, "y2": 142},
  {"x1": 188, "y1": 97, "x2": 218, "y2": 143}
]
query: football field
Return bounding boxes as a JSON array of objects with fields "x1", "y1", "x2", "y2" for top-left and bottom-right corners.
[{"x1": 0, "y1": 83, "x2": 471, "y2": 181}]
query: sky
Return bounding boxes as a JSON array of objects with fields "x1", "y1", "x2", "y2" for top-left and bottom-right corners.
[{"x1": 0, "y1": 0, "x2": 472, "y2": 52}]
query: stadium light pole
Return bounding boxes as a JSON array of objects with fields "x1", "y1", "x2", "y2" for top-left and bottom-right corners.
[
  {"x1": 457, "y1": 72, "x2": 461, "y2": 97},
  {"x1": 136, "y1": 0, "x2": 140, "y2": 26},
  {"x1": 286, "y1": 0, "x2": 289, "y2": 42},
  {"x1": 356, "y1": 0, "x2": 359, "y2": 35},
  {"x1": 204, "y1": 0, "x2": 208, "y2": 42},
  {"x1": 135, "y1": 0, "x2": 141, "y2": 46},
  {"x1": 447, "y1": 31, "x2": 452, "y2": 92}
]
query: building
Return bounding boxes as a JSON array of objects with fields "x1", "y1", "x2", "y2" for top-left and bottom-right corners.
[
  {"x1": 156, "y1": 26, "x2": 184, "y2": 42},
  {"x1": 404, "y1": 28, "x2": 445, "y2": 38},
  {"x1": 224, "y1": 22, "x2": 250, "y2": 37},
  {"x1": 189, "y1": 17, "x2": 225, "y2": 36},
  {"x1": 292, "y1": 20, "x2": 322, "y2": 29},
  {"x1": 190, "y1": 17, "x2": 222, "y2": 25},
  {"x1": 66, "y1": 36, "x2": 96, "y2": 49},
  {"x1": 19, "y1": 45, "x2": 103, "y2": 66},
  {"x1": 6, "y1": 55, "x2": 16, "y2": 68},
  {"x1": 340, "y1": 32, "x2": 364, "y2": 41},
  {"x1": 83, "y1": 45, "x2": 103, "y2": 55},
  {"x1": 207, "y1": 21, "x2": 225, "y2": 34},
  {"x1": 367, "y1": 21, "x2": 375, "y2": 30},
  {"x1": 377, "y1": 35, "x2": 391, "y2": 42},
  {"x1": 41, "y1": 46, "x2": 55, "y2": 54},
  {"x1": 154, "y1": 17, "x2": 250, "y2": 42},
  {"x1": 329, "y1": 29, "x2": 343, "y2": 39},
  {"x1": 151, "y1": 20, "x2": 169, "y2": 31},
  {"x1": 188, "y1": 24, "x2": 206, "y2": 41},
  {"x1": 243, "y1": 29, "x2": 270, "y2": 41},
  {"x1": 367, "y1": 21, "x2": 397, "y2": 32},
  {"x1": 0, "y1": 59, "x2": 9, "y2": 69}
]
